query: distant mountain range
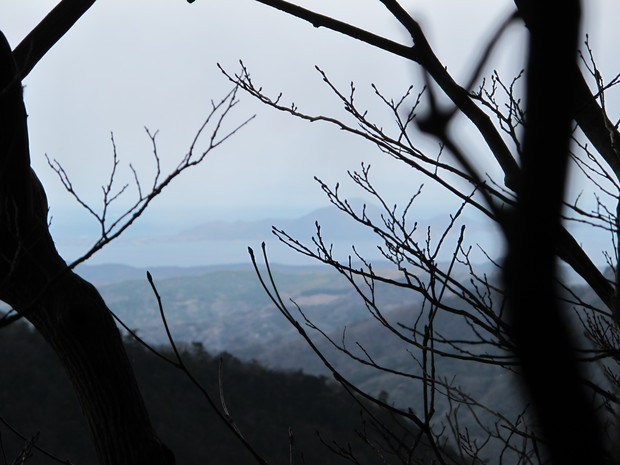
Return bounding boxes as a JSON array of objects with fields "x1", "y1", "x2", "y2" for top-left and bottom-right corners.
[
  {"x1": 86, "y1": 200, "x2": 509, "y2": 267},
  {"x1": 56, "y1": 198, "x2": 609, "y2": 270},
  {"x1": 161, "y1": 199, "x2": 502, "y2": 245},
  {"x1": 59, "y1": 198, "x2": 509, "y2": 263},
  {"x1": 175, "y1": 201, "x2": 380, "y2": 241}
]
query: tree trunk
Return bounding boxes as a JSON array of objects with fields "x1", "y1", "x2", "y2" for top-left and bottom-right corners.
[
  {"x1": 28, "y1": 269, "x2": 176, "y2": 465},
  {"x1": 506, "y1": 2, "x2": 606, "y2": 463},
  {"x1": 0, "y1": 30, "x2": 174, "y2": 465}
]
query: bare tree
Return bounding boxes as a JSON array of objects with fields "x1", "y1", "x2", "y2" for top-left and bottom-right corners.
[
  {"x1": 209, "y1": 0, "x2": 620, "y2": 463},
  {"x1": 0, "y1": 1, "x2": 250, "y2": 463},
  {"x1": 3, "y1": 0, "x2": 620, "y2": 464}
]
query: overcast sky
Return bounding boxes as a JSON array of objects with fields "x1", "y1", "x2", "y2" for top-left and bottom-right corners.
[{"x1": 0, "y1": 1, "x2": 618, "y2": 266}]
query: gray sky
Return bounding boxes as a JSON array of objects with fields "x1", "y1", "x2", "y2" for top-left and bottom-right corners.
[{"x1": 0, "y1": 1, "x2": 618, "y2": 266}]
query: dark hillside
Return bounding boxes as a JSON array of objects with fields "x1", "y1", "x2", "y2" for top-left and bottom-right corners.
[{"x1": 0, "y1": 322, "x2": 440, "y2": 464}]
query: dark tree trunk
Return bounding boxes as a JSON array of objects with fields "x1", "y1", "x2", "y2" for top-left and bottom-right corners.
[
  {"x1": 506, "y1": 2, "x2": 607, "y2": 464},
  {"x1": 0, "y1": 30, "x2": 174, "y2": 465}
]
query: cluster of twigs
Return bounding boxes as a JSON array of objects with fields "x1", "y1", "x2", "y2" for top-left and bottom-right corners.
[
  {"x1": 45, "y1": 87, "x2": 253, "y2": 270},
  {"x1": 217, "y1": 2, "x2": 620, "y2": 464}
]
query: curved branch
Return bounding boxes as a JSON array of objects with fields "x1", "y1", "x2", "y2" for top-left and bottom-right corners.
[
  {"x1": 12, "y1": 0, "x2": 96, "y2": 79},
  {"x1": 252, "y1": 0, "x2": 522, "y2": 190},
  {"x1": 573, "y1": 71, "x2": 620, "y2": 181},
  {"x1": 253, "y1": 0, "x2": 417, "y2": 61},
  {"x1": 513, "y1": 0, "x2": 620, "y2": 182},
  {"x1": 248, "y1": 0, "x2": 614, "y2": 321}
]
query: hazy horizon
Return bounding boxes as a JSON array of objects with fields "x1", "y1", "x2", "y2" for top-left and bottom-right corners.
[
  {"x1": 52, "y1": 199, "x2": 508, "y2": 268},
  {"x1": 4, "y1": 1, "x2": 615, "y2": 270}
]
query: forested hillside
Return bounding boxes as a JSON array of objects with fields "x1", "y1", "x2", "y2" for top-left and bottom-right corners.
[
  {"x1": 84, "y1": 264, "x2": 514, "y2": 407},
  {"x1": 89, "y1": 264, "x2": 419, "y2": 354},
  {"x1": 78, "y1": 263, "x2": 587, "y2": 463},
  {"x1": 2, "y1": 264, "x2": 599, "y2": 464},
  {"x1": 0, "y1": 322, "x2": 439, "y2": 464}
]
